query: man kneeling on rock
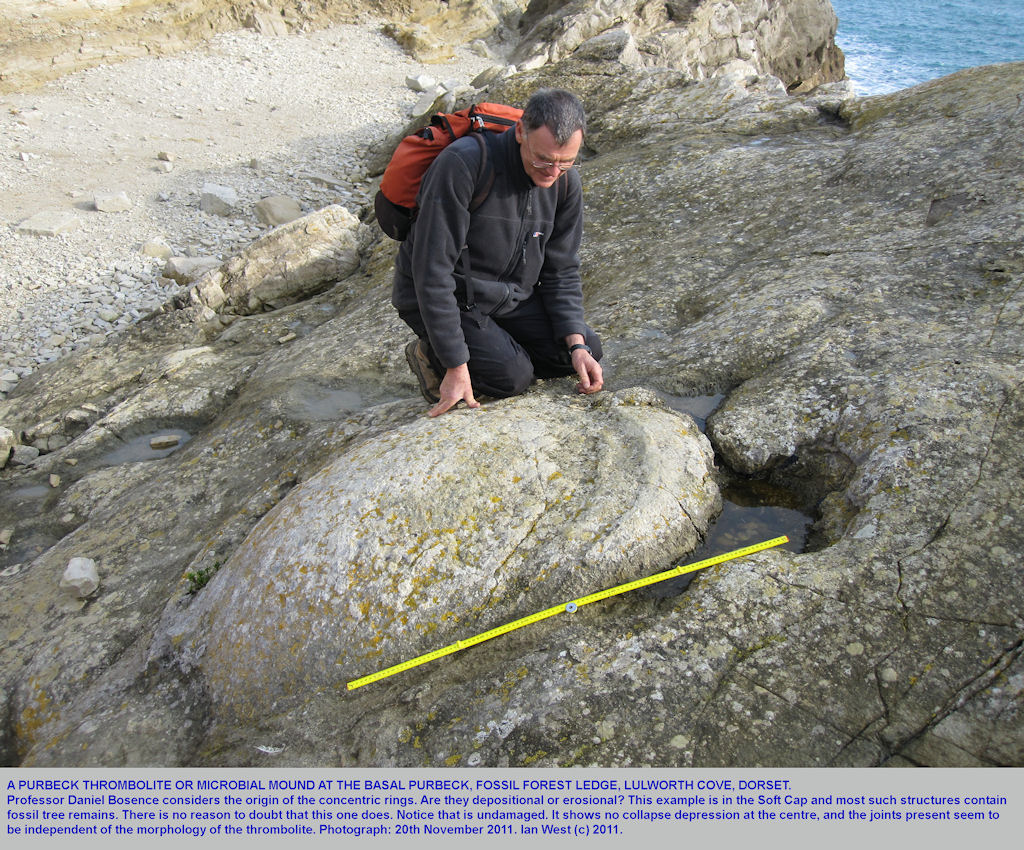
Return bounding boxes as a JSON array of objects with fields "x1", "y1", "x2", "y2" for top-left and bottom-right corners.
[{"x1": 392, "y1": 88, "x2": 604, "y2": 417}]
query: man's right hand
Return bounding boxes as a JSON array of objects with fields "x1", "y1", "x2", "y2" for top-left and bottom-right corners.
[{"x1": 429, "y1": 363, "x2": 481, "y2": 417}]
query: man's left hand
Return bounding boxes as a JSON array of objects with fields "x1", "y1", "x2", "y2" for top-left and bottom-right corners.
[{"x1": 571, "y1": 348, "x2": 603, "y2": 395}]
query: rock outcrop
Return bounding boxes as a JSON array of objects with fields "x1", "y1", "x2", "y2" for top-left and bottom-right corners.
[
  {"x1": 1, "y1": 24, "x2": 1021, "y2": 766},
  {"x1": 187, "y1": 205, "x2": 373, "y2": 317},
  {"x1": 513, "y1": 0, "x2": 844, "y2": 91}
]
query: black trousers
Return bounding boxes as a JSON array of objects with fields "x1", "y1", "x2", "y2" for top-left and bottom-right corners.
[{"x1": 399, "y1": 294, "x2": 603, "y2": 398}]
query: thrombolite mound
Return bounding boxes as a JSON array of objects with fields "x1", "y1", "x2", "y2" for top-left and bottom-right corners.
[{"x1": 157, "y1": 387, "x2": 719, "y2": 723}]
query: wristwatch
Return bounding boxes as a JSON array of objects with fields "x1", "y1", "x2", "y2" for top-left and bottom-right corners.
[{"x1": 568, "y1": 343, "x2": 592, "y2": 355}]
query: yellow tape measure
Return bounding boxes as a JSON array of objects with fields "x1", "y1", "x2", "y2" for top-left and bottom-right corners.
[{"x1": 346, "y1": 535, "x2": 789, "y2": 690}]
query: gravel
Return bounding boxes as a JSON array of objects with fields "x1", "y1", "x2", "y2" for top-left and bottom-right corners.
[{"x1": 0, "y1": 22, "x2": 494, "y2": 392}]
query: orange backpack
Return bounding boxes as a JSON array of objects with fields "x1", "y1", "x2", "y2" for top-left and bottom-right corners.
[{"x1": 374, "y1": 102, "x2": 522, "y2": 240}]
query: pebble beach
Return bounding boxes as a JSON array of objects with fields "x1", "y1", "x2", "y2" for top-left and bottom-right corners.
[{"x1": 0, "y1": 22, "x2": 492, "y2": 394}]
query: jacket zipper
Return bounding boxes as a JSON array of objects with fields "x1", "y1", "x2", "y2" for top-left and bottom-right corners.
[{"x1": 500, "y1": 187, "x2": 533, "y2": 280}]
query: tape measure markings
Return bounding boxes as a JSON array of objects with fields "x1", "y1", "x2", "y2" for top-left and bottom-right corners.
[{"x1": 347, "y1": 535, "x2": 788, "y2": 690}]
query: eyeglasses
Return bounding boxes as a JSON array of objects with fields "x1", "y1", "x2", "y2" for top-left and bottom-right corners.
[{"x1": 523, "y1": 131, "x2": 576, "y2": 172}]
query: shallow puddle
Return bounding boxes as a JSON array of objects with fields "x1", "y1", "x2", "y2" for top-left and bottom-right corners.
[
  {"x1": 644, "y1": 392, "x2": 815, "y2": 596},
  {"x1": 0, "y1": 529, "x2": 61, "y2": 571},
  {"x1": 658, "y1": 392, "x2": 725, "y2": 431},
  {"x1": 9, "y1": 484, "x2": 53, "y2": 503},
  {"x1": 299, "y1": 387, "x2": 364, "y2": 421},
  {"x1": 98, "y1": 429, "x2": 192, "y2": 466},
  {"x1": 641, "y1": 478, "x2": 814, "y2": 598}
]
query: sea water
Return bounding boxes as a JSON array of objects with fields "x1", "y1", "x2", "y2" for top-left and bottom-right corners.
[{"x1": 831, "y1": 0, "x2": 1024, "y2": 94}]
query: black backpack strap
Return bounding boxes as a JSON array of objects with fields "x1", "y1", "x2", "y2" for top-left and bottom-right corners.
[
  {"x1": 457, "y1": 133, "x2": 496, "y2": 311},
  {"x1": 469, "y1": 132, "x2": 494, "y2": 213}
]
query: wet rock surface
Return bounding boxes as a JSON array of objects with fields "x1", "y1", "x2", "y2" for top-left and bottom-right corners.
[{"x1": 1, "y1": 7, "x2": 1021, "y2": 767}]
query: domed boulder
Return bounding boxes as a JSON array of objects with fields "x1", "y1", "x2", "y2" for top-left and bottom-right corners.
[{"x1": 164, "y1": 387, "x2": 721, "y2": 720}]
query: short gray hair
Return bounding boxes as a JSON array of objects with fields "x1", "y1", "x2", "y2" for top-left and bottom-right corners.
[{"x1": 522, "y1": 89, "x2": 586, "y2": 145}]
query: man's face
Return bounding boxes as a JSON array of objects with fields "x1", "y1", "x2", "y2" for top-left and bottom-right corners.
[{"x1": 515, "y1": 121, "x2": 583, "y2": 188}]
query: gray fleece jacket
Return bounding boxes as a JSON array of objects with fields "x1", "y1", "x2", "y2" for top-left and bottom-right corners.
[{"x1": 391, "y1": 127, "x2": 586, "y2": 369}]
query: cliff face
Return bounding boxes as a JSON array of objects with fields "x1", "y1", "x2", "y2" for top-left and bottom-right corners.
[
  {"x1": 0, "y1": 0, "x2": 843, "y2": 94},
  {"x1": 511, "y1": 0, "x2": 844, "y2": 91}
]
